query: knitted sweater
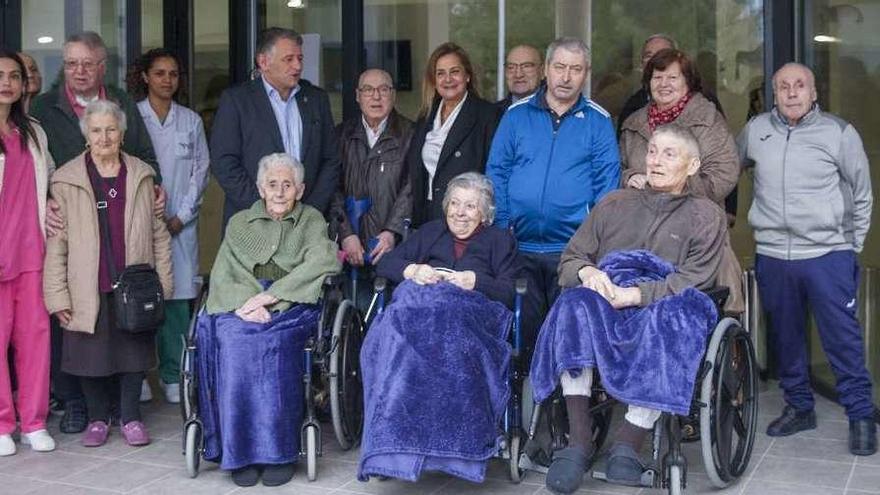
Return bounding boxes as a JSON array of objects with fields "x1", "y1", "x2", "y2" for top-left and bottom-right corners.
[{"x1": 206, "y1": 200, "x2": 341, "y2": 314}]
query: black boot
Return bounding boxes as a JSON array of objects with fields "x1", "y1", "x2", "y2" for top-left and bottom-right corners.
[
  {"x1": 231, "y1": 465, "x2": 261, "y2": 487},
  {"x1": 849, "y1": 418, "x2": 877, "y2": 456},
  {"x1": 262, "y1": 463, "x2": 295, "y2": 486},
  {"x1": 766, "y1": 405, "x2": 816, "y2": 437}
]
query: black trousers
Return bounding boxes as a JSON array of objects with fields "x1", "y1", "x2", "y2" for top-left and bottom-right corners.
[
  {"x1": 520, "y1": 251, "x2": 562, "y2": 368},
  {"x1": 80, "y1": 372, "x2": 144, "y2": 424},
  {"x1": 50, "y1": 317, "x2": 84, "y2": 403}
]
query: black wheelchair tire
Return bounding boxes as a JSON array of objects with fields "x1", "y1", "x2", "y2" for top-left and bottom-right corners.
[
  {"x1": 329, "y1": 300, "x2": 365, "y2": 450},
  {"x1": 700, "y1": 317, "x2": 759, "y2": 488},
  {"x1": 184, "y1": 421, "x2": 201, "y2": 478}
]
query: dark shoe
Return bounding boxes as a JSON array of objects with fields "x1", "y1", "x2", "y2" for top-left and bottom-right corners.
[
  {"x1": 262, "y1": 463, "x2": 295, "y2": 486},
  {"x1": 766, "y1": 406, "x2": 816, "y2": 437},
  {"x1": 849, "y1": 419, "x2": 877, "y2": 456},
  {"x1": 545, "y1": 446, "x2": 592, "y2": 494},
  {"x1": 605, "y1": 444, "x2": 646, "y2": 487},
  {"x1": 231, "y1": 465, "x2": 261, "y2": 487},
  {"x1": 60, "y1": 400, "x2": 88, "y2": 434}
]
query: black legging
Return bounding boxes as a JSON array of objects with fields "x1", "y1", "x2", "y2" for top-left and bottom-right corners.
[{"x1": 80, "y1": 372, "x2": 145, "y2": 424}]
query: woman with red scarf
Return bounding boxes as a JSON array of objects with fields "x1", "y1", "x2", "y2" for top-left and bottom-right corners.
[{"x1": 618, "y1": 49, "x2": 739, "y2": 206}]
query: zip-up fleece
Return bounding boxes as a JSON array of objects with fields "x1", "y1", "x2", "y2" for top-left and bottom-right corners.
[
  {"x1": 486, "y1": 87, "x2": 620, "y2": 253},
  {"x1": 739, "y1": 106, "x2": 873, "y2": 260}
]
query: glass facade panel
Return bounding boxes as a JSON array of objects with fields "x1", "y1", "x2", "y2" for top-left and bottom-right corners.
[
  {"x1": 20, "y1": 0, "x2": 129, "y2": 90},
  {"x1": 193, "y1": 0, "x2": 231, "y2": 271},
  {"x1": 262, "y1": 0, "x2": 344, "y2": 122},
  {"x1": 141, "y1": 0, "x2": 164, "y2": 51},
  {"x1": 803, "y1": 0, "x2": 880, "y2": 406},
  {"x1": 364, "y1": 0, "x2": 499, "y2": 121}
]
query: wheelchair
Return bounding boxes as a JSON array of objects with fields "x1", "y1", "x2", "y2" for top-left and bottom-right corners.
[
  {"x1": 526, "y1": 287, "x2": 759, "y2": 494},
  {"x1": 368, "y1": 275, "x2": 531, "y2": 483},
  {"x1": 179, "y1": 274, "x2": 366, "y2": 481}
]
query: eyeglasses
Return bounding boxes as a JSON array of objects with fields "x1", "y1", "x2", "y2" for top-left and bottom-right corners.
[
  {"x1": 63, "y1": 59, "x2": 104, "y2": 72},
  {"x1": 358, "y1": 85, "x2": 393, "y2": 97},
  {"x1": 505, "y1": 62, "x2": 538, "y2": 73}
]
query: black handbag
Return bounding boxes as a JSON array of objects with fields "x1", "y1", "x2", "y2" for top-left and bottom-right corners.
[{"x1": 95, "y1": 185, "x2": 165, "y2": 333}]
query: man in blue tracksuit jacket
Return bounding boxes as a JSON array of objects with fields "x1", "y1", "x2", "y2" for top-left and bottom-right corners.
[{"x1": 486, "y1": 37, "x2": 620, "y2": 363}]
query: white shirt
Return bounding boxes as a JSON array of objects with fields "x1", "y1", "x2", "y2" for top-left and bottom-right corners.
[
  {"x1": 421, "y1": 92, "x2": 468, "y2": 200},
  {"x1": 362, "y1": 115, "x2": 389, "y2": 149},
  {"x1": 262, "y1": 77, "x2": 303, "y2": 161}
]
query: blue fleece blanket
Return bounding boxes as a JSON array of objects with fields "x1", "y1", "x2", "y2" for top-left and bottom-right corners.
[
  {"x1": 358, "y1": 281, "x2": 513, "y2": 483},
  {"x1": 196, "y1": 304, "x2": 319, "y2": 470},
  {"x1": 530, "y1": 250, "x2": 717, "y2": 415}
]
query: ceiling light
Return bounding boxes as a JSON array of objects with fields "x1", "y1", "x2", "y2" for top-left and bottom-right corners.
[
  {"x1": 813, "y1": 35, "x2": 842, "y2": 43},
  {"x1": 287, "y1": 0, "x2": 306, "y2": 7},
  {"x1": 37, "y1": 36, "x2": 54, "y2": 44}
]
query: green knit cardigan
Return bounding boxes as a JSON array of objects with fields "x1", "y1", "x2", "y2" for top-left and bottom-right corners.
[{"x1": 206, "y1": 200, "x2": 341, "y2": 314}]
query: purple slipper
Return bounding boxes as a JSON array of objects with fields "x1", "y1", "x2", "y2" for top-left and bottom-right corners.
[
  {"x1": 121, "y1": 421, "x2": 151, "y2": 446},
  {"x1": 82, "y1": 421, "x2": 110, "y2": 447}
]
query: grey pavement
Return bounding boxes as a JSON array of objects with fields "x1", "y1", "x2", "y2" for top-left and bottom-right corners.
[{"x1": 0, "y1": 384, "x2": 877, "y2": 494}]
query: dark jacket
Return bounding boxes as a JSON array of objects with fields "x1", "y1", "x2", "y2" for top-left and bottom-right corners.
[
  {"x1": 330, "y1": 110, "x2": 413, "y2": 243},
  {"x1": 377, "y1": 219, "x2": 521, "y2": 308},
  {"x1": 210, "y1": 77, "x2": 341, "y2": 225},
  {"x1": 30, "y1": 82, "x2": 160, "y2": 181},
  {"x1": 557, "y1": 188, "x2": 730, "y2": 306},
  {"x1": 406, "y1": 94, "x2": 502, "y2": 227}
]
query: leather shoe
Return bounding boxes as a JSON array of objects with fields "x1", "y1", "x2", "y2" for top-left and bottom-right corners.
[
  {"x1": 766, "y1": 406, "x2": 816, "y2": 437},
  {"x1": 849, "y1": 418, "x2": 877, "y2": 456}
]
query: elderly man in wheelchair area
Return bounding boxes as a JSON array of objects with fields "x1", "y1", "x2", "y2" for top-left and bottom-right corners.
[
  {"x1": 356, "y1": 172, "x2": 523, "y2": 483},
  {"x1": 199, "y1": 152, "x2": 340, "y2": 488},
  {"x1": 531, "y1": 122, "x2": 744, "y2": 494}
]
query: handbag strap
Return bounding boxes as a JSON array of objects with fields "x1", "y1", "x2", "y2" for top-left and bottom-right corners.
[{"x1": 93, "y1": 180, "x2": 120, "y2": 285}]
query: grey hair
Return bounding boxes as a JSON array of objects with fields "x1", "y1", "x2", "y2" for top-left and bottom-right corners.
[
  {"x1": 64, "y1": 31, "x2": 108, "y2": 60},
  {"x1": 256, "y1": 153, "x2": 305, "y2": 186},
  {"x1": 79, "y1": 99, "x2": 127, "y2": 137},
  {"x1": 652, "y1": 123, "x2": 701, "y2": 162},
  {"x1": 643, "y1": 34, "x2": 678, "y2": 50},
  {"x1": 546, "y1": 37, "x2": 591, "y2": 68},
  {"x1": 442, "y1": 172, "x2": 496, "y2": 226},
  {"x1": 256, "y1": 27, "x2": 303, "y2": 56}
]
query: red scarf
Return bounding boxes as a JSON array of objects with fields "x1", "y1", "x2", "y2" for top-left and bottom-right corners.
[
  {"x1": 64, "y1": 83, "x2": 107, "y2": 118},
  {"x1": 647, "y1": 92, "x2": 692, "y2": 131}
]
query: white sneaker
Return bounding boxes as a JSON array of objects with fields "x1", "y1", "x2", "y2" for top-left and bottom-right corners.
[
  {"x1": 21, "y1": 429, "x2": 56, "y2": 452},
  {"x1": 162, "y1": 382, "x2": 181, "y2": 404},
  {"x1": 0, "y1": 434, "x2": 15, "y2": 456},
  {"x1": 140, "y1": 379, "x2": 153, "y2": 402}
]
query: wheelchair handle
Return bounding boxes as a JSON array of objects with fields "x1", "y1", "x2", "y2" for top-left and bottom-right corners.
[{"x1": 373, "y1": 276, "x2": 388, "y2": 293}]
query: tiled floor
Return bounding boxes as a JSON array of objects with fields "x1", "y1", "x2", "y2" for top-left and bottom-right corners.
[{"x1": 1, "y1": 383, "x2": 877, "y2": 495}]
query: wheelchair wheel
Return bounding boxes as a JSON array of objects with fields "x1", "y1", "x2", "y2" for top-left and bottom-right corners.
[
  {"x1": 699, "y1": 318, "x2": 758, "y2": 488},
  {"x1": 184, "y1": 421, "x2": 201, "y2": 478},
  {"x1": 329, "y1": 300, "x2": 365, "y2": 450},
  {"x1": 305, "y1": 424, "x2": 318, "y2": 481},
  {"x1": 508, "y1": 432, "x2": 525, "y2": 483}
]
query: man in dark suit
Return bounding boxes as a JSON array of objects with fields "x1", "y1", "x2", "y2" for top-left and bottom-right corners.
[
  {"x1": 211, "y1": 27, "x2": 341, "y2": 226},
  {"x1": 495, "y1": 44, "x2": 543, "y2": 112}
]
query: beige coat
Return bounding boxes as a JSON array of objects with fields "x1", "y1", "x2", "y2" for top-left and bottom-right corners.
[
  {"x1": 619, "y1": 92, "x2": 740, "y2": 206},
  {"x1": 43, "y1": 152, "x2": 173, "y2": 333},
  {"x1": 0, "y1": 121, "x2": 54, "y2": 237}
]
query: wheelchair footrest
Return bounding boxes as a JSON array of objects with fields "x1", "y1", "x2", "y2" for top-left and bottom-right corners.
[
  {"x1": 517, "y1": 452, "x2": 549, "y2": 474},
  {"x1": 590, "y1": 453, "x2": 658, "y2": 488}
]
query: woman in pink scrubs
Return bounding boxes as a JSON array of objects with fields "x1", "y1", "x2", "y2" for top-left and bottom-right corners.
[{"x1": 0, "y1": 48, "x2": 55, "y2": 456}]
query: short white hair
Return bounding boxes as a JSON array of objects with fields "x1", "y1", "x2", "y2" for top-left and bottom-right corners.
[
  {"x1": 256, "y1": 152, "x2": 304, "y2": 186},
  {"x1": 442, "y1": 172, "x2": 496, "y2": 225},
  {"x1": 652, "y1": 123, "x2": 701, "y2": 162},
  {"x1": 79, "y1": 99, "x2": 127, "y2": 137}
]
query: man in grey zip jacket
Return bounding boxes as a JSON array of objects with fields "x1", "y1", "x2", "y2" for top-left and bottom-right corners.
[{"x1": 739, "y1": 63, "x2": 875, "y2": 455}]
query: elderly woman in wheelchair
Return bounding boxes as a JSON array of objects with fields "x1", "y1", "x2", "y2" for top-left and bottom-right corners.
[
  {"x1": 195, "y1": 153, "x2": 340, "y2": 487},
  {"x1": 531, "y1": 123, "x2": 756, "y2": 495},
  {"x1": 357, "y1": 172, "x2": 525, "y2": 483}
]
